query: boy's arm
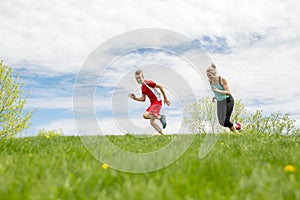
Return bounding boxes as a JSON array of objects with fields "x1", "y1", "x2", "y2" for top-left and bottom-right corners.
[
  {"x1": 155, "y1": 84, "x2": 171, "y2": 106},
  {"x1": 129, "y1": 93, "x2": 146, "y2": 102}
]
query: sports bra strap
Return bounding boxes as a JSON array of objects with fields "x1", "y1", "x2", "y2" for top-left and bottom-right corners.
[{"x1": 219, "y1": 76, "x2": 223, "y2": 87}]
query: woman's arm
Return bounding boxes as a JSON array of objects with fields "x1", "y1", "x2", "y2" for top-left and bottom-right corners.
[{"x1": 212, "y1": 77, "x2": 231, "y2": 95}]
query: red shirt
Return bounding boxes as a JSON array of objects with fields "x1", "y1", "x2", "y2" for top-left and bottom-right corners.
[{"x1": 141, "y1": 80, "x2": 161, "y2": 104}]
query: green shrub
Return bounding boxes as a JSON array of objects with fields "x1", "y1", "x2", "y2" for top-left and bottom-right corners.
[
  {"x1": 185, "y1": 97, "x2": 298, "y2": 135},
  {"x1": 245, "y1": 110, "x2": 297, "y2": 135},
  {"x1": 37, "y1": 128, "x2": 63, "y2": 137},
  {"x1": 0, "y1": 61, "x2": 35, "y2": 138}
]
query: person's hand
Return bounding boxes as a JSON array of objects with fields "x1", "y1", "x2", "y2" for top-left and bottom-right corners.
[
  {"x1": 164, "y1": 99, "x2": 171, "y2": 106},
  {"x1": 212, "y1": 86, "x2": 220, "y2": 93},
  {"x1": 212, "y1": 97, "x2": 216, "y2": 102},
  {"x1": 128, "y1": 93, "x2": 136, "y2": 100}
]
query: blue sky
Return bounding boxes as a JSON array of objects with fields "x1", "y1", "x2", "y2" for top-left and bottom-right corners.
[{"x1": 1, "y1": 0, "x2": 300, "y2": 135}]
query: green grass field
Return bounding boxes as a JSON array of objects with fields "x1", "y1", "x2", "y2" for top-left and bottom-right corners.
[{"x1": 1, "y1": 133, "x2": 300, "y2": 200}]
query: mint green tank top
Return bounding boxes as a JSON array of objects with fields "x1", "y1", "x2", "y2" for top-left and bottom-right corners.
[{"x1": 210, "y1": 76, "x2": 230, "y2": 101}]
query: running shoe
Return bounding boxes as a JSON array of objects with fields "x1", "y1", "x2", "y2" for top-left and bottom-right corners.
[
  {"x1": 160, "y1": 115, "x2": 167, "y2": 129},
  {"x1": 235, "y1": 122, "x2": 242, "y2": 131}
]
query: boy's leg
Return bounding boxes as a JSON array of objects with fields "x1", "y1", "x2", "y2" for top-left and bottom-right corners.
[
  {"x1": 143, "y1": 112, "x2": 152, "y2": 119},
  {"x1": 143, "y1": 111, "x2": 163, "y2": 135},
  {"x1": 159, "y1": 115, "x2": 167, "y2": 129},
  {"x1": 148, "y1": 102, "x2": 167, "y2": 129},
  {"x1": 150, "y1": 116, "x2": 164, "y2": 135}
]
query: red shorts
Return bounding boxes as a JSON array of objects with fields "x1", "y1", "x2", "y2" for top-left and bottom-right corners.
[{"x1": 146, "y1": 101, "x2": 162, "y2": 117}]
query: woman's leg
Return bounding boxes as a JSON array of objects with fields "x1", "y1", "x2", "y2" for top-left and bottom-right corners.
[
  {"x1": 217, "y1": 96, "x2": 236, "y2": 132},
  {"x1": 224, "y1": 96, "x2": 235, "y2": 131},
  {"x1": 217, "y1": 99, "x2": 226, "y2": 127}
]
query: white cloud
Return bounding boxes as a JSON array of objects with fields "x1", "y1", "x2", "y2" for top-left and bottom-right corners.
[
  {"x1": 211, "y1": 27, "x2": 300, "y2": 106},
  {"x1": 26, "y1": 97, "x2": 73, "y2": 109},
  {"x1": 1, "y1": 0, "x2": 300, "y2": 131},
  {"x1": 1, "y1": 0, "x2": 299, "y2": 72}
]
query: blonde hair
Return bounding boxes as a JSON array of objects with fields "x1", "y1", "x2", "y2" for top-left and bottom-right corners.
[
  {"x1": 135, "y1": 70, "x2": 143, "y2": 76},
  {"x1": 206, "y1": 63, "x2": 217, "y2": 80}
]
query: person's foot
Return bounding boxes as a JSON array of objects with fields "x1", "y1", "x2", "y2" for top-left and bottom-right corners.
[
  {"x1": 152, "y1": 132, "x2": 164, "y2": 136},
  {"x1": 230, "y1": 125, "x2": 237, "y2": 133},
  {"x1": 159, "y1": 115, "x2": 167, "y2": 129},
  {"x1": 235, "y1": 122, "x2": 242, "y2": 131}
]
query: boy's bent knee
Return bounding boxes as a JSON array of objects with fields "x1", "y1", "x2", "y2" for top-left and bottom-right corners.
[{"x1": 143, "y1": 112, "x2": 151, "y2": 119}]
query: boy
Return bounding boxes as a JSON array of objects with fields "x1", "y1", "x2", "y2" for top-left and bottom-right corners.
[{"x1": 128, "y1": 70, "x2": 171, "y2": 135}]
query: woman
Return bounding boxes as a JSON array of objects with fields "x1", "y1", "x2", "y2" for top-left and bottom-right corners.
[{"x1": 206, "y1": 63, "x2": 241, "y2": 132}]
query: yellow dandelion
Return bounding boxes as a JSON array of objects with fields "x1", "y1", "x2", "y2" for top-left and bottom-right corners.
[
  {"x1": 220, "y1": 142, "x2": 224, "y2": 145},
  {"x1": 46, "y1": 135, "x2": 50, "y2": 139},
  {"x1": 102, "y1": 163, "x2": 109, "y2": 170},
  {"x1": 284, "y1": 165, "x2": 295, "y2": 173},
  {"x1": 29, "y1": 153, "x2": 33, "y2": 157}
]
